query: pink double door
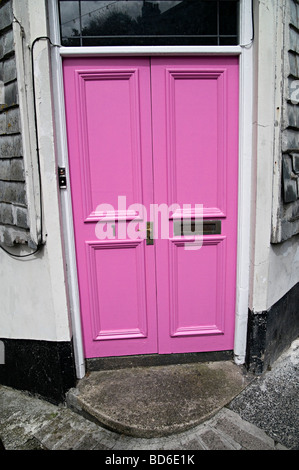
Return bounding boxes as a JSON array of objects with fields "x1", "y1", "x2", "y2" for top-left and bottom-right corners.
[{"x1": 63, "y1": 56, "x2": 239, "y2": 358}]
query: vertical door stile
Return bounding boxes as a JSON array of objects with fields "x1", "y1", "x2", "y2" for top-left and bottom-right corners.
[{"x1": 149, "y1": 57, "x2": 161, "y2": 349}]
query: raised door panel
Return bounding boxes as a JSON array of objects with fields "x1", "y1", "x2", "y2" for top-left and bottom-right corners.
[
  {"x1": 169, "y1": 237, "x2": 226, "y2": 338},
  {"x1": 63, "y1": 58, "x2": 157, "y2": 358},
  {"x1": 165, "y1": 67, "x2": 227, "y2": 218}
]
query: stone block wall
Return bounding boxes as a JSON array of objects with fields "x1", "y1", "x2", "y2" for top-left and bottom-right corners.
[{"x1": 0, "y1": 0, "x2": 29, "y2": 246}]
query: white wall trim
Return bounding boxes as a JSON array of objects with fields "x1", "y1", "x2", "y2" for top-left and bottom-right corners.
[
  {"x1": 60, "y1": 45, "x2": 242, "y2": 56},
  {"x1": 48, "y1": 0, "x2": 85, "y2": 379},
  {"x1": 233, "y1": 0, "x2": 254, "y2": 364},
  {"x1": 48, "y1": 0, "x2": 253, "y2": 372}
]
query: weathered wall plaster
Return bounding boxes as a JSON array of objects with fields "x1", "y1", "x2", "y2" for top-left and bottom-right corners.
[
  {"x1": 250, "y1": 0, "x2": 299, "y2": 312},
  {"x1": 0, "y1": 0, "x2": 71, "y2": 342}
]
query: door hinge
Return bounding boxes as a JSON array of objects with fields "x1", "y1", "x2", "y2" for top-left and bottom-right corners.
[{"x1": 58, "y1": 167, "x2": 67, "y2": 189}]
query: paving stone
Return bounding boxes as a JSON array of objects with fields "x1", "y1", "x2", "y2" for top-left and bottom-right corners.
[
  {"x1": 198, "y1": 427, "x2": 236, "y2": 450},
  {"x1": 91, "y1": 441, "x2": 111, "y2": 450},
  {"x1": 112, "y1": 435, "x2": 140, "y2": 450},
  {"x1": 177, "y1": 437, "x2": 205, "y2": 450},
  {"x1": 0, "y1": 387, "x2": 61, "y2": 450},
  {"x1": 34, "y1": 413, "x2": 75, "y2": 450},
  {"x1": 18, "y1": 436, "x2": 47, "y2": 450},
  {"x1": 94, "y1": 429, "x2": 120, "y2": 450},
  {"x1": 210, "y1": 409, "x2": 276, "y2": 450},
  {"x1": 35, "y1": 408, "x2": 118, "y2": 450},
  {"x1": 72, "y1": 435, "x2": 104, "y2": 450}
]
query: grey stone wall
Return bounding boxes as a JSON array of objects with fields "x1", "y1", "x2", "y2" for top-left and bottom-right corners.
[
  {"x1": 0, "y1": 0, "x2": 29, "y2": 246},
  {"x1": 278, "y1": 0, "x2": 299, "y2": 242}
]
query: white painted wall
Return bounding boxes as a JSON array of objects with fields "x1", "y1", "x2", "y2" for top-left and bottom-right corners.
[
  {"x1": 0, "y1": 0, "x2": 71, "y2": 342},
  {"x1": 250, "y1": 0, "x2": 299, "y2": 312},
  {"x1": 0, "y1": 247, "x2": 70, "y2": 341},
  {"x1": 268, "y1": 235, "x2": 299, "y2": 306}
]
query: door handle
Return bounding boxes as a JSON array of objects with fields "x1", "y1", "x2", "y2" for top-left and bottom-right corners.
[{"x1": 146, "y1": 222, "x2": 154, "y2": 245}]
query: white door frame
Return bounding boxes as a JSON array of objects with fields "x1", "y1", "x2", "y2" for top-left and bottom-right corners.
[{"x1": 48, "y1": 0, "x2": 253, "y2": 378}]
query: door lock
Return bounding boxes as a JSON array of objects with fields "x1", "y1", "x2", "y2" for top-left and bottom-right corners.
[{"x1": 146, "y1": 222, "x2": 154, "y2": 245}]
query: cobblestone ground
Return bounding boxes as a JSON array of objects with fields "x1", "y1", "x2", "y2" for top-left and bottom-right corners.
[{"x1": 0, "y1": 385, "x2": 287, "y2": 451}]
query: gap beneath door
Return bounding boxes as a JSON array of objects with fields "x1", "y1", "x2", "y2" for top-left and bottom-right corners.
[{"x1": 86, "y1": 350, "x2": 233, "y2": 371}]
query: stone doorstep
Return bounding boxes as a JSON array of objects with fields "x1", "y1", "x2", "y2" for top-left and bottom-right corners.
[{"x1": 65, "y1": 361, "x2": 254, "y2": 439}]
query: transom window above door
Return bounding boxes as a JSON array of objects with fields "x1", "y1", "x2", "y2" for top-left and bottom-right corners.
[{"x1": 58, "y1": 0, "x2": 240, "y2": 47}]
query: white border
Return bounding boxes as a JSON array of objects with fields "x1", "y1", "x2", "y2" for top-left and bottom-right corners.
[
  {"x1": 234, "y1": 0, "x2": 253, "y2": 364},
  {"x1": 60, "y1": 45, "x2": 242, "y2": 56},
  {"x1": 48, "y1": 0, "x2": 253, "y2": 375},
  {"x1": 48, "y1": 0, "x2": 85, "y2": 378}
]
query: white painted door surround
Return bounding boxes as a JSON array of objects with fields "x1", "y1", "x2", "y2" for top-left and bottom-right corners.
[{"x1": 47, "y1": 0, "x2": 253, "y2": 378}]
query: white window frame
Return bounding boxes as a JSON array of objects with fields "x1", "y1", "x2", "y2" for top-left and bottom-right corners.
[{"x1": 48, "y1": 0, "x2": 253, "y2": 378}]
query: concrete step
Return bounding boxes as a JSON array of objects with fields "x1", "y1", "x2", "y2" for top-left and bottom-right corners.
[{"x1": 66, "y1": 360, "x2": 253, "y2": 438}]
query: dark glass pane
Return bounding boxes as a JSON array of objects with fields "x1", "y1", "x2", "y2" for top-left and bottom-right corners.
[
  {"x1": 81, "y1": 35, "x2": 218, "y2": 47},
  {"x1": 59, "y1": 0, "x2": 80, "y2": 45},
  {"x1": 62, "y1": 36, "x2": 81, "y2": 46},
  {"x1": 219, "y1": 36, "x2": 238, "y2": 46},
  {"x1": 59, "y1": 0, "x2": 239, "y2": 47},
  {"x1": 79, "y1": 1, "x2": 218, "y2": 37},
  {"x1": 219, "y1": 1, "x2": 238, "y2": 36}
]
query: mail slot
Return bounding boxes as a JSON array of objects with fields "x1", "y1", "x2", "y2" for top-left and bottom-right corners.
[{"x1": 174, "y1": 220, "x2": 221, "y2": 236}]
